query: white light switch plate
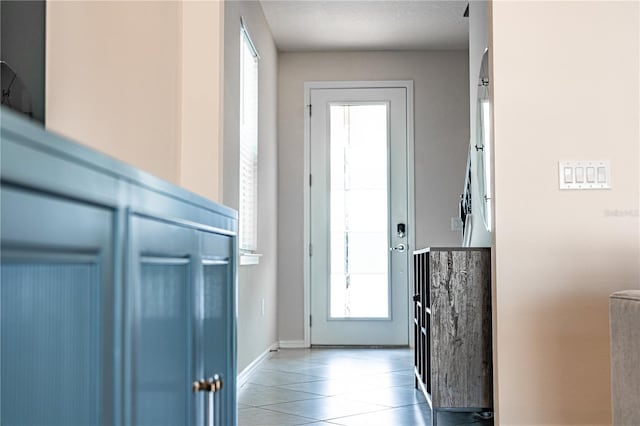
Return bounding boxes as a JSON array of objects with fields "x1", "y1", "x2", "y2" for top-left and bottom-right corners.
[{"x1": 559, "y1": 160, "x2": 611, "y2": 190}]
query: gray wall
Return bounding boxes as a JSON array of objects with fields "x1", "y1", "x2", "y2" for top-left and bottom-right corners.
[
  {"x1": 277, "y1": 51, "x2": 469, "y2": 342},
  {"x1": 1, "y1": 0, "x2": 45, "y2": 122},
  {"x1": 223, "y1": 1, "x2": 279, "y2": 372}
]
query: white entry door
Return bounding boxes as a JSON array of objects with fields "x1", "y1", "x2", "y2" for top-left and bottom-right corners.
[{"x1": 309, "y1": 86, "x2": 410, "y2": 345}]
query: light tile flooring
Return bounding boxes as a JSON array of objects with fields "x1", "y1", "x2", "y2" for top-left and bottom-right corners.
[{"x1": 238, "y1": 348, "x2": 493, "y2": 426}]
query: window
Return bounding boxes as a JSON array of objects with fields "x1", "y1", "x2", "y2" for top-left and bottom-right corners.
[{"x1": 239, "y1": 19, "x2": 259, "y2": 257}]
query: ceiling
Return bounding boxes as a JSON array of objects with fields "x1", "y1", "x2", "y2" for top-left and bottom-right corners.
[{"x1": 259, "y1": 1, "x2": 469, "y2": 52}]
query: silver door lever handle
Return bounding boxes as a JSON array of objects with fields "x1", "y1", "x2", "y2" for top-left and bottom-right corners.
[{"x1": 390, "y1": 243, "x2": 406, "y2": 252}]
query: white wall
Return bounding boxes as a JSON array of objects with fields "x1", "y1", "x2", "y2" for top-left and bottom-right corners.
[
  {"x1": 223, "y1": 1, "x2": 279, "y2": 372},
  {"x1": 277, "y1": 51, "x2": 469, "y2": 343},
  {"x1": 491, "y1": 2, "x2": 640, "y2": 424},
  {"x1": 46, "y1": 1, "x2": 224, "y2": 202}
]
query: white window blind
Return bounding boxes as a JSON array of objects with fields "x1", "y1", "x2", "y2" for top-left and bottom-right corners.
[{"x1": 239, "y1": 20, "x2": 258, "y2": 253}]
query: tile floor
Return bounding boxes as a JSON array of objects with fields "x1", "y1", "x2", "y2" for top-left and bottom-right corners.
[{"x1": 238, "y1": 348, "x2": 493, "y2": 426}]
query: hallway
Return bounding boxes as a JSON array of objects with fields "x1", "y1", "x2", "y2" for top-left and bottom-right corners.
[{"x1": 238, "y1": 348, "x2": 493, "y2": 426}]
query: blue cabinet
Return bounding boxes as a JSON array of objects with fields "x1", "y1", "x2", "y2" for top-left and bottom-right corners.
[{"x1": 1, "y1": 108, "x2": 237, "y2": 426}]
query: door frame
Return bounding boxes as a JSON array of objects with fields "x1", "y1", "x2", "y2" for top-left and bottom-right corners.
[{"x1": 302, "y1": 80, "x2": 415, "y2": 347}]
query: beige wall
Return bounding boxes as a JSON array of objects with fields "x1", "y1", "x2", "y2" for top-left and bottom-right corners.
[
  {"x1": 491, "y1": 1, "x2": 640, "y2": 424},
  {"x1": 277, "y1": 51, "x2": 469, "y2": 342},
  {"x1": 179, "y1": 1, "x2": 224, "y2": 201},
  {"x1": 46, "y1": 1, "x2": 181, "y2": 183},
  {"x1": 46, "y1": 1, "x2": 224, "y2": 201},
  {"x1": 223, "y1": 1, "x2": 279, "y2": 372}
]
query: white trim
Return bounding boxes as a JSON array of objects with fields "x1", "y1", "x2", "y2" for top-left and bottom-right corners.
[
  {"x1": 304, "y1": 80, "x2": 415, "y2": 90},
  {"x1": 237, "y1": 342, "x2": 279, "y2": 388},
  {"x1": 303, "y1": 86, "x2": 312, "y2": 348},
  {"x1": 239, "y1": 252, "x2": 262, "y2": 266},
  {"x1": 303, "y1": 80, "x2": 415, "y2": 348},
  {"x1": 278, "y1": 340, "x2": 308, "y2": 349},
  {"x1": 238, "y1": 24, "x2": 259, "y2": 253},
  {"x1": 406, "y1": 81, "x2": 416, "y2": 349}
]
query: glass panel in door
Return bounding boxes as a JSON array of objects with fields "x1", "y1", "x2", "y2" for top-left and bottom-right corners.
[{"x1": 329, "y1": 104, "x2": 389, "y2": 319}]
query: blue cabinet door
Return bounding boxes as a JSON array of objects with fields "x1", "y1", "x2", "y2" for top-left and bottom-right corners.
[
  {"x1": 129, "y1": 216, "x2": 195, "y2": 426},
  {"x1": 129, "y1": 217, "x2": 235, "y2": 426},
  {"x1": 198, "y1": 231, "x2": 236, "y2": 426},
  {"x1": 1, "y1": 186, "x2": 114, "y2": 426}
]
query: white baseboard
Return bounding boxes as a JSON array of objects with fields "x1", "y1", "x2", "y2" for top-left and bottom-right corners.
[
  {"x1": 278, "y1": 340, "x2": 307, "y2": 349},
  {"x1": 237, "y1": 342, "x2": 279, "y2": 388}
]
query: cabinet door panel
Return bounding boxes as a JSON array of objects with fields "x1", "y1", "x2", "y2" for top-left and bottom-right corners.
[
  {"x1": 202, "y1": 263, "x2": 231, "y2": 426},
  {"x1": 135, "y1": 260, "x2": 191, "y2": 426},
  {"x1": 198, "y1": 231, "x2": 235, "y2": 426},
  {"x1": 1, "y1": 187, "x2": 113, "y2": 426},
  {"x1": 130, "y1": 217, "x2": 195, "y2": 426}
]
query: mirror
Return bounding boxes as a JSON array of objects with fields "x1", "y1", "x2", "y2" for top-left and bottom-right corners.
[{"x1": 475, "y1": 49, "x2": 492, "y2": 232}]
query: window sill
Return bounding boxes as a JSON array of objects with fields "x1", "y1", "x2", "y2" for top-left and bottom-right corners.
[{"x1": 239, "y1": 253, "x2": 262, "y2": 266}]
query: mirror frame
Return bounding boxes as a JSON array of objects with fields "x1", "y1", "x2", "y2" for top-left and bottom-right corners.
[{"x1": 475, "y1": 49, "x2": 492, "y2": 232}]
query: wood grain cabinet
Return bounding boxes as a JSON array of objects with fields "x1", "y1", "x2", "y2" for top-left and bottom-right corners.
[
  {"x1": 1, "y1": 108, "x2": 237, "y2": 426},
  {"x1": 413, "y1": 247, "x2": 493, "y2": 424}
]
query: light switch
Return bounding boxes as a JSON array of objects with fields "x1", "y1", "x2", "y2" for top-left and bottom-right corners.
[
  {"x1": 564, "y1": 167, "x2": 573, "y2": 183},
  {"x1": 559, "y1": 161, "x2": 610, "y2": 190}
]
